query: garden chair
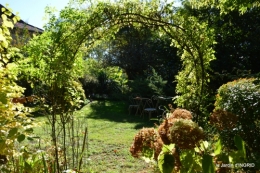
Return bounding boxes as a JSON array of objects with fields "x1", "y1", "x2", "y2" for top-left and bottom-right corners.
[
  {"x1": 128, "y1": 96, "x2": 141, "y2": 115},
  {"x1": 142, "y1": 96, "x2": 158, "y2": 120}
]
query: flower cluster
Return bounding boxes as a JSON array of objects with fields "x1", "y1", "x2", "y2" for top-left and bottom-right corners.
[
  {"x1": 169, "y1": 119, "x2": 204, "y2": 149},
  {"x1": 129, "y1": 128, "x2": 163, "y2": 160},
  {"x1": 170, "y1": 108, "x2": 193, "y2": 119},
  {"x1": 158, "y1": 116, "x2": 177, "y2": 145},
  {"x1": 130, "y1": 108, "x2": 204, "y2": 171},
  {"x1": 158, "y1": 108, "x2": 195, "y2": 145},
  {"x1": 210, "y1": 109, "x2": 238, "y2": 130}
]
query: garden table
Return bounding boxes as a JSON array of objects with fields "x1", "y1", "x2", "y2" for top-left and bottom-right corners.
[{"x1": 155, "y1": 96, "x2": 174, "y2": 107}]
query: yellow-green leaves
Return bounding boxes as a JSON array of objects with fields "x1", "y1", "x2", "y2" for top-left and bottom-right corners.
[
  {"x1": 214, "y1": 139, "x2": 222, "y2": 156},
  {"x1": 180, "y1": 149, "x2": 202, "y2": 172},
  {"x1": 2, "y1": 14, "x2": 14, "y2": 29},
  {"x1": 158, "y1": 153, "x2": 175, "y2": 173},
  {"x1": 0, "y1": 8, "x2": 13, "y2": 51},
  {"x1": 0, "y1": 6, "x2": 34, "y2": 159},
  {"x1": 158, "y1": 144, "x2": 176, "y2": 173},
  {"x1": 189, "y1": 0, "x2": 260, "y2": 15}
]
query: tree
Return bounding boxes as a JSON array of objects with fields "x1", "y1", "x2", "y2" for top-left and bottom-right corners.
[{"x1": 103, "y1": 25, "x2": 180, "y2": 81}]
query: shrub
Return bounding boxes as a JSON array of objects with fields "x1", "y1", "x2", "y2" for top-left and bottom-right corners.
[{"x1": 213, "y1": 78, "x2": 260, "y2": 165}]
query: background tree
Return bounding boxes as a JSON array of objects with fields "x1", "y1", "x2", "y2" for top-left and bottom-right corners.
[
  {"x1": 104, "y1": 26, "x2": 180, "y2": 81},
  {"x1": 80, "y1": 58, "x2": 128, "y2": 99}
]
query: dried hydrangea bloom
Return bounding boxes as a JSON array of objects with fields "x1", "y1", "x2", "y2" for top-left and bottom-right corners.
[
  {"x1": 210, "y1": 109, "x2": 238, "y2": 130},
  {"x1": 171, "y1": 108, "x2": 193, "y2": 120},
  {"x1": 129, "y1": 128, "x2": 163, "y2": 160},
  {"x1": 158, "y1": 108, "x2": 193, "y2": 145},
  {"x1": 169, "y1": 119, "x2": 204, "y2": 149},
  {"x1": 158, "y1": 118, "x2": 177, "y2": 145}
]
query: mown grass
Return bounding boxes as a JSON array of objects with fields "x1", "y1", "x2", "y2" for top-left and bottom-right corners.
[
  {"x1": 77, "y1": 100, "x2": 159, "y2": 173},
  {"x1": 33, "y1": 100, "x2": 160, "y2": 173}
]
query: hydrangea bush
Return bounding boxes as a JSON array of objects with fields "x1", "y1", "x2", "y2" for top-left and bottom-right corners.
[{"x1": 212, "y1": 78, "x2": 260, "y2": 169}]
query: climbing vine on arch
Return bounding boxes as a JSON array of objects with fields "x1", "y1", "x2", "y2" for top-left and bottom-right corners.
[{"x1": 27, "y1": 0, "x2": 216, "y2": 117}]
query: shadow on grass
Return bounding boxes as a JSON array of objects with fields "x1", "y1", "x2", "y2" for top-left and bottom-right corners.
[{"x1": 83, "y1": 100, "x2": 158, "y2": 129}]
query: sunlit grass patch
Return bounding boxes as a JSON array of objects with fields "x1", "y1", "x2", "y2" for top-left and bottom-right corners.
[{"x1": 31, "y1": 100, "x2": 159, "y2": 172}]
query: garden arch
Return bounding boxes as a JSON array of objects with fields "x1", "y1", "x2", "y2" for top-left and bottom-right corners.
[{"x1": 28, "y1": 0, "x2": 215, "y2": 121}]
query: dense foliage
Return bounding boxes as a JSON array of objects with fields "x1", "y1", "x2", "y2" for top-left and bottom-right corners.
[
  {"x1": 80, "y1": 58, "x2": 128, "y2": 99},
  {"x1": 0, "y1": 6, "x2": 36, "y2": 170},
  {"x1": 212, "y1": 78, "x2": 260, "y2": 168},
  {"x1": 103, "y1": 26, "x2": 180, "y2": 82}
]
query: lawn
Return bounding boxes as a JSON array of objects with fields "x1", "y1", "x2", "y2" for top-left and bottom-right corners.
[{"x1": 32, "y1": 100, "x2": 160, "y2": 173}]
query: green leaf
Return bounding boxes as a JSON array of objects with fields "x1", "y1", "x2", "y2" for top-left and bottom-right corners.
[
  {"x1": 0, "y1": 139, "x2": 6, "y2": 149},
  {"x1": 234, "y1": 135, "x2": 246, "y2": 159},
  {"x1": 0, "y1": 34, "x2": 6, "y2": 41},
  {"x1": 24, "y1": 161, "x2": 32, "y2": 171},
  {"x1": 3, "y1": 57, "x2": 9, "y2": 63},
  {"x1": 8, "y1": 128, "x2": 18, "y2": 138},
  {"x1": 27, "y1": 136, "x2": 34, "y2": 141},
  {"x1": 25, "y1": 128, "x2": 34, "y2": 133},
  {"x1": 162, "y1": 144, "x2": 175, "y2": 153},
  {"x1": 214, "y1": 139, "x2": 222, "y2": 156},
  {"x1": 202, "y1": 154, "x2": 215, "y2": 173},
  {"x1": 180, "y1": 149, "x2": 202, "y2": 173},
  {"x1": 17, "y1": 134, "x2": 26, "y2": 143},
  {"x1": 158, "y1": 152, "x2": 175, "y2": 173},
  {"x1": 1, "y1": 14, "x2": 7, "y2": 21},
  {"x1": 180, "y1": 150, "x2": 194, "y2": 172},
  {"x1": 234, "y1": 135, "x2": 244, "y2": 150},
  {"x1": 201, "y1": 141, "x2": 209, "y2": 149},
  {"x1": 0, "y1": 93, "x2": 7, "y2": 104},
  {"x1": 1, "y1": 40, "x2": 9, "y2": 48},
  {"x1": 1, "y1": 7, "x2": 6, "y2": 12},
  {"x1": 142, "y1": 146, "x2": 153, "y2": 159},
  {"x1": 228, "y1": 151, "x2": 241, "y2": 163}
]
